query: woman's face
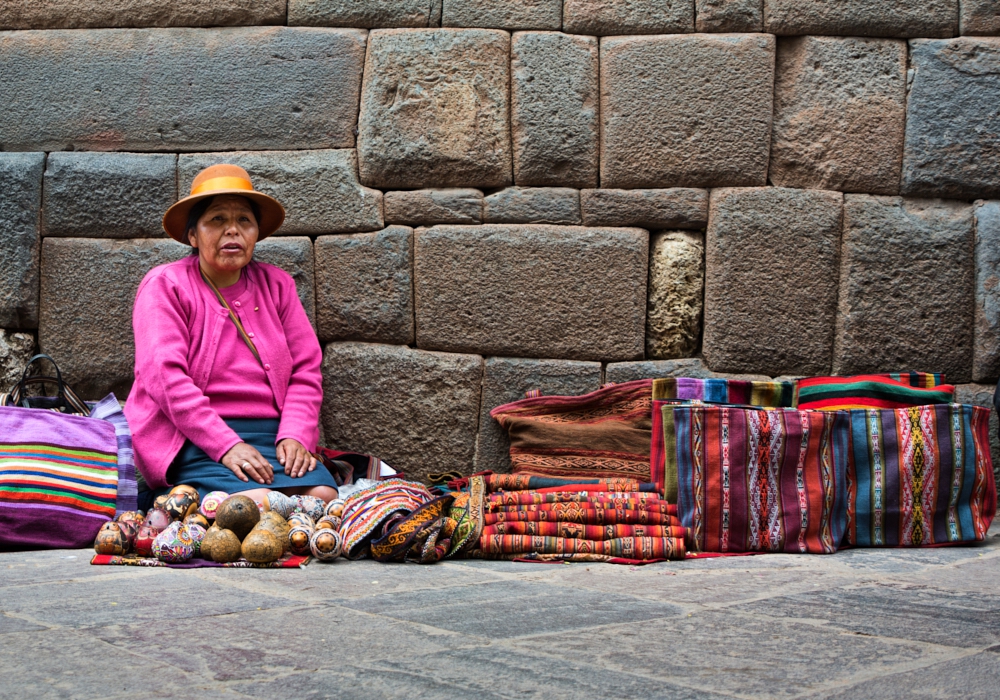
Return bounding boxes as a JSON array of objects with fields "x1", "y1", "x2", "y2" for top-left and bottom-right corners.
[{"x1": 188, "y1": 195, "x2": 259, "y2": 275}]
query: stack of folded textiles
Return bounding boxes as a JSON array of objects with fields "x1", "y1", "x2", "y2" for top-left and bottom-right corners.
[{"x1": 465, "y1": 474, "x2": 688, "y2": 563}]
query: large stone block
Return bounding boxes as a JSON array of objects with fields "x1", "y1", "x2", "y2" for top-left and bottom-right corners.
[
  {"x1": 954, "y1": 384, "x2": 1000, "y2": 485},
  {"x1": 0, "y1": 330, "x2": 35, "y2": 392},
  {"x1": 695, "y1": 0, "x2": 763, "y2": 32},
  {"x1": 647, "y1": 232, "x2": 704, "y2": 360},
  {"x1": 834, "y1": 196, "x2": 974, "y2": 383},
  {"x1": 605, "y1": 358, "x2": 771, "y2": 384},
  {"x1": 580, "y1": 189, "x2": 708, "y2": 229},
  {"x1": 38, "y1": 238, "x2": 190, "y2": 398},
  {"x1": 357, "y1": 29, "x2": 512, "y2": 189},
  {"x1": 414, "y1": 224, "x2": 647, "y2": 361},
  {"x1": 704, "y1": 188, "x2": 843, "y2": 377},
  {"x1": 511, "y1": 31, "x2": 599, "y2": 188},
  {"x1": 178, "y1": 150, "x2": 382, "y2": 236},
  {"x1": 961, "y1": 0, "x2": 1000, "y2": 35},
  {"x1": 0, "y1": 153, "x2": 43, "y2": 329},
  {"x1": 763, "y1": 0, "x2": 959, "y2": 38},
  {"x1": 314, "y1": 227, "x2": 414, "y2": 345},
  {"x1": 42, "y1": 153, "x2": 175, "y2": 239},
  {"x1": 251, "y1": 237, "x2": 316, "y2": 327},
  {"x1": 902, "y1": 38, "x2": 1000, "y2": 200},
  {"x1": 320, "y1": 343, "x2": 482, "y2": 481},
  {"x1": 600, "y1": 34, "x2": 774, "y2": 189},
  {"x1": 475, "y1": 357, "x2": 602, "y2": 473},
  {"x1": 973, "y1": 201, "x2": 1000, "y2": 383},
  {"x1": 288, "y1": 0, "x2": 436, "y2": 27},
  {"x1": 0, "y1": 0, "x2": 285, "y2": 29},
  {"x1": 483, "y1": 188, "x2": 581, "y2": 225},
  {"x1": 563, "y1": 0, "x2": 694, "y2": 34},
  {"x1": 443, "y1": 0, "x2": 561, "y2": 29},
  {"x1": 0, "y1": 28, "x2": 366, "y2": 152},
  {"x1": 383, "y1": 189, "x2": 483, "y2": 226},
  {"x1": 770, "y1": 36, "x2": 906, "y2": 196}
]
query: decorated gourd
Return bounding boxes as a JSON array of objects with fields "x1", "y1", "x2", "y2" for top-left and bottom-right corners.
[
  {"x1": 215, "y1": 495, "x2": 260, "y2": 540},
  {"x1": 153, "y1": 494, "x2": 169, "y2": 510},
  {"x1": 153, "y1": 522, "x2": 196, "y2": 563},
  {"x1": 325, "y1": 499, "x2": 346, "y2": 519},
  {"x1": 115, "y1": 511, "x2": 144, "y2": 528},
  {"x1": 168, "y1": 484, "x2": 200, "y2": 501},
  {"x1": 163, "y1": 491, "x2": 199, "y2": 521},
  {"x1": 134, "y1": 523, "x2": 160, "y2": 557},
  {"x1": 94, "y1": 521, "x2": 130, "y2": 555},
  {"x1": 143, "y1": 507, "x2": 172, "y2": 531},
  {"x1": 199, "y1": 491, "x2": 229, "y2": 520},
  {"x1": 199, "y1": 524, "x2": 223, "y2": 561},
  {"x1": 315, "y1": 516, "x2": 340, "y2": 531},
  {"x1": 263, "y1": 491, "x2": 295, "y2": 519},
  {"x1": 288, "y1": 525, "x2": 313, "y2": 556},
  {"x1": 309, "y1": 529, "x2": 342, "y2": 562},
  {"x1": 287, "y1": 512, "x2": 315, "y2": 530},
  {"x1": 209, "y1": 529, "x2": 243, "y2": 563},
  {"x1": 186, "y1": 523, "x2": 207, "y2": 556},
  {"x1": 293, "y1": 495, "x2": 326, "y2": 522},
  {"x1": 242, "y1": 528, "x2": 283, "y2": 564},
  {"x1": 183, "y1": 513, "x2": 210, "y2": 530}
]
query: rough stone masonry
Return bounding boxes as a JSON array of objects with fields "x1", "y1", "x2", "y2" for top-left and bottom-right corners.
[{"x1": 1, "y1": 0, "x2": 999, "y2": 481}]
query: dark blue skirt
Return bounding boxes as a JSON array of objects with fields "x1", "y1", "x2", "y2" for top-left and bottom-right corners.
[{"x1": 163, "y1": 418, "x2": 337, "y2": 501}]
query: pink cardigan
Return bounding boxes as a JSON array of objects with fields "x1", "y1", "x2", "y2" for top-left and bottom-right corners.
[{"x1": 124, "y1": 255, "x2": 323, "y2": 490}]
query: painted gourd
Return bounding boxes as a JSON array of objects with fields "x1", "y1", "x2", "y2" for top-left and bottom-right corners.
[
  {"x1": 210, "y1": 529, "x2": 243, "y2": 563},
  {"x1": 168, "y1": 484, "x2": 200, "y2": 501},
  {"x1": 94, "y1": 521, "x2": 130, "y2": 555},
  {"x1": 163, "y1": 492, "x2": 199, "y2": 521},
  {"x1": 134, "y1": 523, "x2": 161, "y2": 557},
  {"x1": 186, "y1": 523, "x2": 207, "y2": 556},
  {"x1": 325, "y1": 499, "x2": 346, "y2": 519},
  {"x1": 153, "y1": 494, "x2": 169, "y2": 510},
  {"x1": 315, "y1": 516, "x2": 340, "y2": 531},
  {"x1": 153, "y1": 522, "x2": 195, "y2": 563},
  {"x1": 288, "y1": 525, "x2": 313, "y2": 556},
  {"x1": 287, "y1": 512, "x2": 315, "y2": 530},
  {"x1": 264, "y1": 491, "x2": 295, "y2": 519},
  {"x1": 199, "y1": 491, "x2": 229, "y2": 520},
  {"x1": 214, "y1": 495, "x2": 260, "y2": 540},
  {"x1": 242, "y1": 528, "x2": 283, "y2": 564},
  {"x1": 309, "y1": 529, "x2": 342, "y2": 562},
  {"x1": 183, "y1": 513, "x2": 210, "y2": 530},
  {"x1": 293, "y1": 495, "x2": 326, "y2": 522},
  {"x1": 143, "y1": 507, "x2": 173, "y2": 531}
]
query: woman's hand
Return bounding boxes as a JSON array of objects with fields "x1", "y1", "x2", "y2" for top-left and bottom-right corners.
[
  {"x1": 221, "y1": 442, "x2": 274, "y2": 485},
  {"x1": 277, "y1": 439, "x2": 317, "y2": 478}
]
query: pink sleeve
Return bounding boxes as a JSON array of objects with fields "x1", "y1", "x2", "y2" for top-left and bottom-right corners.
[
  {"x1": 275, "y1": 278, "x2": 323, "y2": 452},
  {"x1": 133, "y1": 273, "x2": 242, "y2": 462}
]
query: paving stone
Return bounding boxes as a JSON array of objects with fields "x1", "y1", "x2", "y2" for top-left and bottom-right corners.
[
  {"x1": 902, "y1": 37, "x2": 1000, "y2": 200},
  {"x1": 600, "y1": 34, "x2": 774, "y2": 189},
  {"x1": 771, "y1": 36, "x2": 907, "y2": 196},
  {"x1": 825, "y1": 652, "x2": 1000, "y2": 700},
  {"x1": 0, "y1": 152, "x2": 43, "y2": 329},
  {"x1": 414, "y1": 224, "x2": 647, "y2": 361},
  {"x1": 763, "y1": 0, "x2": 959, "y2": 38},
  {"x1": 320, "y1": 342, "x2": 482, "y2": 481},
  {"x1": 563, "y1": 0, "x2": 695, "y2": 34},
  {"x1": 251, "y1": 237, "x2": 317, "y2": 326},
  {"x1": 695, "y1": 0, "x2": 763, "y2": 32},
  {"x1": 580, "y1": 189, "x2": 708, "y2": 229},
  {"x1": 383, "y1": 189, "x2": 483, "y2": 226},
  {"x1": 483, "y1": 187, "x2": 581, "y2": 225},
  {"x1": 357, "y1": 29, "x2": 511, "y2": 189},
  {"x1": 974, "y1": 201, "x2": 1000, "y2": 383},
  {"x1": 0, "y1": 0, "x2": 285, "y2": 29},
  {"x1": 704, "y1": 187, "x2": 842, "y2": 377},
  {"x1": 961, "y1": 0, "x2": 1000, "y2": 35},
  {"x1": 647, "y1": 232, "x2": 704, "y2": 361},
  {"x1": 178, "y1": 150, "x2": 382, "y2": 236},
  {"x1": 604, "y1": 358, "x2": 772, "y2": 384},
  {"x1": 0, "y1": 614, "x2": 45, "y2": 635},
  {"x1": 834, "y1": 195, "x2": 974, "y2": 383},
  {"x1": 287, "y1": 0, "x2": 436, "y2": 27},
  {"x1": 314, "y1": 227, "x2": 414, "y2": 345},
  {"x1": 954, "y1": 384, "x2": 1000, "y2": 485},
  {"x1": 475, "y1": 357, "x2": 602, "y2": 473},
  {"x1": 511, "y1": 31, "x2": 599, "y2": 188},
  {"x1": 38, "y1": 238, "x2": 189, "y2": 399},
  {"x1": 0, "y1": 28, "x2": 366, "y2": 152},
  {"x1": 0, "y1": 329, "x2": 35, "y2": 392},
  {"x1": 42, "y1": 152, "x2": 176, "y2": 239},
  {"x1": 443, "y1": 0, "x2": 562, "y2": 29}
]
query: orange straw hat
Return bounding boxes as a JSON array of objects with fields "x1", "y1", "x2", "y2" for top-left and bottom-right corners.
[{"x1": 162, "y1": 164, "x2": 285, "y2": 243}]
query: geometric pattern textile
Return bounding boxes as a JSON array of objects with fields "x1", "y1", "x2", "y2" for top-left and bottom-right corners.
[
  {"x1": 652, "y1": 377, "x2": 796, "y2": 407},
  {"x1": 796, "y1": 374, "x2": 955, "y2": 411}
]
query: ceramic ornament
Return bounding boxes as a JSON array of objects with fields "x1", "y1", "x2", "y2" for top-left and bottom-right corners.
[
  {"x1": 153, "y1": 521, "x2": 196, "y2": 563},
  {"x1": 288, "y1": 525, "x2": 313, "y2": 556},
  {"x1": 325, "y1": 499, "x2": 346, "y2": 519},
  {"x1": 199, "y1": 491, "x2": 229, "y2": 520},
  {"x1": 309, "y1": 528, "x2": 342, "y2": 562}
]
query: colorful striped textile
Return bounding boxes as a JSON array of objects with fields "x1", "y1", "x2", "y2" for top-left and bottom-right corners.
[
  {"x1": 880, "y1": 372, "x2": 947, "y2": 388},
  {"x1": 485, "y1": 507, "x2": 679, "y2": 526},
  {"x1": 484, "y1": 474, "x2": 645, "y2": 493},
  {"x1": 339, "y1": 479, "x2": 434, "y2": 559},
  {"x1": 92, "y1": 553, "x2": 311, "y2": 568},
  {"x1": 795, "y1": 375, "x2": 955, "y2": 411},
  {"x1": 490, "y1": 379, "x2": 653, "y2": 482},
  {"x1": 658, "y1": 404, "x2": 851, "y2": 554},
  {"x1": 88, "y1": 395, "x2": 138, "y2": 515},
  {"x1": 652, "y1": 377, "x2": 796, "y2": 408},
  {"x1": 488, "y1": 490, "x2": 667, "y2": 508},
  {"x1": 479, "y1": 534, "x2": 685, "y2": 560},
  {"x1": 482, "y1": 522, "x2": 686, "y2": 540},
  {"x1": 497, "y1": 501, "x2": 677, "y2": 515},
  {"x1": 846, "y1": 404, "x2": 997, "y2": 547},
  {"x1": 370, "y1": 494, "x2": 456, "y2": 564},
  {"x1": 0, "y1": 405, "x2": 120, "y2": 549}
]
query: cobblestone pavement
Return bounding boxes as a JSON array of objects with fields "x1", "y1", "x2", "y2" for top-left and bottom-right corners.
[{"x1": 2, "y1": 523, "x2": 998, "y2": 699}]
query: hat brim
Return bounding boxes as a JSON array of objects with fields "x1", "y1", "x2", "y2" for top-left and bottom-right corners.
[{"x1": 162, "y1": 190, "x2": 286, "y2": 244}]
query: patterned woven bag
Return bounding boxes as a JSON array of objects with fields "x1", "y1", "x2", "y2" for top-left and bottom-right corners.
[{"x1": 845, "y1": 404, "x2": 996, "y2": 547}]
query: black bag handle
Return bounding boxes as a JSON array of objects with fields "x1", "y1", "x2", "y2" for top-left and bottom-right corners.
[{"x1": 3, "y1": 355, "x2": 90, "y2": 415}]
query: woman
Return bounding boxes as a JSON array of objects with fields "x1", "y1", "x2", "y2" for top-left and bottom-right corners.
[{"x1": 125, "y1": 164, "x2": 338, "y2": 507}]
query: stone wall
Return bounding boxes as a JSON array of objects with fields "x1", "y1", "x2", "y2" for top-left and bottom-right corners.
[{"x1": 1, "y1": 1, "x2": 999, "y2": 481}]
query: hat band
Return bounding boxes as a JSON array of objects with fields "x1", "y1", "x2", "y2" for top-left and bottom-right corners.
[{"x1": 190, "y1": 176, "x2": 254, "y2": 196}]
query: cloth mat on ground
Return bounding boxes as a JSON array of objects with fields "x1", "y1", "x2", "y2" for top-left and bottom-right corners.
[{"x1": 91, "y1": 553, "x2": 311, "y2": 568}]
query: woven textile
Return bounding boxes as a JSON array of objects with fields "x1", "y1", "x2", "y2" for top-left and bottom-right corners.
[
  {"x1": 497, "y1": 501, "x2": 677, "y2": 515},
  {"x1": 371, "y1": 495, "x2": 455, "y2": 563},
  {"x1": 660, "y1": 404, "x2": 851, "y2": 554},
  {"x1": 88, "y1": 395, "x2": 138, "y2": 516},
  {"x1": 652, "y1": 378, "x2": 796, "y2": 408},
  {"x1": 479, "y1": 534, "x2": 685, "y2": 559},
  {"x1": 881, "y1": 372, "x2": 947, "y2": 388},
  {"x1": 446, "y1": 474, "x2": 486, "y2": 557},
  {"x1": 490, "y1": 379, "x2": 653, "y2": 482},
  {"x1": 482, "y1": 522, "x2": 686, "y2": 539},
  {"x1": 485, "y1": 474, "x2": 644, "y2": 492},
  {"x1": 488, "y1": 491, "x2": 668, "y2": 508},
  {"x1": 339, "y1": 479, "x2": 433, "y2": 559},
  {"x1": 846, "y1": 404, "x2": 997, "y2": 546},
  {"x1": 795, "y1": 375, "x2": 955, "y2": 411},
  {"x1": 484, "y1": 507, "x2": 679, "y2": 526},
  {"x1": 91, "y1": 553, "x2": 310, "y2": 568}
]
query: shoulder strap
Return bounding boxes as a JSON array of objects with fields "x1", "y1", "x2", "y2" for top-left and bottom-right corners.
[{"x1": 199, "y1": 267, "x2": 263, "y2": 367}]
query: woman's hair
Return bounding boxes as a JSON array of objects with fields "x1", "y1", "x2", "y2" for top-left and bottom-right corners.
[{"x1": 185, "y1": 195, "x2": 262, "y2": 242}]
